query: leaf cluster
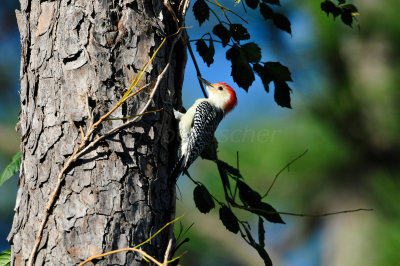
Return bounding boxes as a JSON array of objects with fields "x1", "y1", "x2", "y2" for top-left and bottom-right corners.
[
  {"x1": 190, "y1": 158, "x2": 285, "y2": 266},
  {"x1": 192, "y1": 0, "x2": 293, "y2": 108},
  {"x1": 320, "y1": 0, "x2": 359, "y2": 28}
]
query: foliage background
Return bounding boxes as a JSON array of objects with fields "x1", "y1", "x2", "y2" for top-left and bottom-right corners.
[{"x1": 0, "y1": 0, "x2": 399, "y2": 265}]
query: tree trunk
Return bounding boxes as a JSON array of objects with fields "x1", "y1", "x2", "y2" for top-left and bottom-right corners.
[{"x1": 8, "y1": 0, "x2": 186, "y2": 265}]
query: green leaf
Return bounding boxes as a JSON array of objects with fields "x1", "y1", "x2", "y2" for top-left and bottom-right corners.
[
  {"x1": 245, "y1": 0, "x2": 259, "y2": 9},
  {"x1": 230, "y1": 24, "x2": 250, "y2": 42},
  {"x1": 264, "y1": 61, "x2": 292, "y2": 82},
  {"x1": 193, "y1": 0, "x2": 210, "y2": 26},
  {"x1": 237, "y1": 180, "x2": 262, "y2": 207},
  {"x1": 253, "y1": 63, "x2": 272, "y2": 92},
  {"x1": 338, "y1": 0, "x2": 346, "y2": 4},
  {"x1": 0, "y1": 249, "x2": 11, "y2": 266},
  {"x1": 252, "y1": 202, "x2": 285, "y2": 224},
  {"x1": 196, "y1": 38, "x2": 215, "y2": 67},
  {"x1": 260, "y1": 3, "x2": 274, "y2": 20},
  {"x1": 274, "y1": 81, "x2": 292, "y2": 108},
  {"x1": 226, "y1": 45, "x2": 255, "y2": 91},
  {"x1": 272, "y1": 13, "x2": 291, "y2": 34},
  {"x1": 258, "y1": 217, "x2": 265, "y2": 248},
  {"x1": 262, "y1": 0, "x2": 280, "y2": 6},
  {"x1": 219, "y1": 206, "x2": 240, "y2": 234},
  {"x1": 193, "y1": 185, "x2": 215, "y2": 213},
  {"x1": 0, "y1": 150, "x2": 22, "y2": 187},
  {"x1": 213, "y1": 24, "x2": 231, "y2": 47},
  {"x1": 241, "y1": 42, "x2": 262, "y2": 63}
]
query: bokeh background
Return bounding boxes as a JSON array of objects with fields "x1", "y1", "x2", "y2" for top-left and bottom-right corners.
[{"x1": 1, "y1": 1, "x2": 399, "y2": 265}]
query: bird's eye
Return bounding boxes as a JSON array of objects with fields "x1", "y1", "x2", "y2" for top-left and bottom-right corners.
[{"x1": 218, "y1": 86, "x2": 223, "y2": 91}]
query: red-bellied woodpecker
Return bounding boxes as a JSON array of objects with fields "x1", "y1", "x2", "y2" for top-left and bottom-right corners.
[{"x1": 170, "y1": 77, "x2": 237, "y2": 180}]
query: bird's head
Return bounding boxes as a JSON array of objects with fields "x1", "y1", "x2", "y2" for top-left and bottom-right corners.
[{"x1": 198, "y1": 77, "x2": 237, "y2": 114}]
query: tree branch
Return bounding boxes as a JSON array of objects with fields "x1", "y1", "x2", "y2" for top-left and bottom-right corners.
[{"x1": 262, "y1": 149, "x2": 308, "y2": 198}]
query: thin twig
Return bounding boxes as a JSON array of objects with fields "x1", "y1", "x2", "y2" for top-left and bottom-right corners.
[
  {"x1": 91, "y1": 83, "x2": 151, "y2": 130},
  {"x1": 209, "y1": 8, "x2": 223, "y2": 24},
  {"x1": 189, "y1": 38, "x2": 234, "y2": 47},
  {"x1": 185, "y1": 33, "x2": 208, "y2": 98},
  {"x1": 134, "y1": 215, "x2": 184, "y2": 250},
  {"x1": 221, "y1": 8, "x2": 232, "y2": 24},
  {"x1": 163, "y1": 238, "x2": 173, "y2": 265},
  {"x1": 241, "y1": 0, "x2": 247, "y2": 14},
  {"x1": 164, "y1": 0, "x2": 180, "y2": 24},
  {"x1": 262, "y1": 149, "x2": 308, "y2": 198},
  {"x1": 230, "y1": 200, "x2": 373, "y2": 218},
  {"x1": 76, "y1": 63, "x2": 169, "y2": 159},
  {"x1": 79, "y1": 125, "x2": 85, "y2": 141},
  {"x1": 232, "y1": 152, "x2": 240, "y2": 200},
  {"x1": 206, "y1": 0, "x2": 248, "y2": 24},
  {"x1": 178, "y1": 0, "x2": 190, "y2": 19},
  {"x1": 79, "y1": 248, "x2": 163, "y2": 266},
  {"x1": 278, "y1": 208, "x2": 374, "y2": 217}
]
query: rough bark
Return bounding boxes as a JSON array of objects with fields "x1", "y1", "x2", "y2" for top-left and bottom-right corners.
[{"x1": 9, "y1": 0, "x2": 186, "y2": 265}]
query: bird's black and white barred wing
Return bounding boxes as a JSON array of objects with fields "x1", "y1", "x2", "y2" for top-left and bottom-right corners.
[{"x1": 183, "y1": 101, "x2": 223, "y2": 169}]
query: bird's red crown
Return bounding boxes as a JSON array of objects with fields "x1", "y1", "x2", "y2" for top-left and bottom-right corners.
[{"x1": 216, "y1": 82, "x2": 237, "y2": 113}]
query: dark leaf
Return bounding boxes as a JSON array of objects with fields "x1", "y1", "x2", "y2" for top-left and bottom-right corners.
[
  {"x1": 253, "y1": 63, "x2": 272, "y2": 92},
  {"x1": 341, "y1": 4, "x2": 358, "y2": 13},
  {"x1": 193, "y1": 0, "x2": 210, "y2": 26},
  {"x1": 274, "y1": 81, "x2": 292, "y2": 108},
  {"x1": 219, "y1": 206, "x2": 240, "y2": 234},
  {"x1": 226, "y1": 45, "x2": 240, "y2": 60},
  {"x1": 341, "y1": 9, "x2": 353, "y2": 27},
  {"x1": 255, "y1": 244, "x2": 273, "y2": 266},
  {"x1": 264, "y1": 61, "x2": 292, "y2": 82},
  {"x1": 245, "y1": 0, "x2": 259, "y2": 9},
  {"x1": 252, "y1": 202, "x2": 285, "y2": 224},
  {"x1": 226, "y1": 45, "x2": 255, "y2": 91},
  {"x1": 258, "y1": 217, "x2": 265, "y2": 248},
  {"x1": 217, "y1": 161, "x2": 231, "y2": 193},
  {"x1": 272, "y1": 13, "x2": 291, "y2": 34},
  {"x1": 193, "y1": 185, "x2": 215, "y2": 213},
  {"x1": 262, "y1": 0, "x2": 280, "y2": 6},
  {"x1": 241, "y1": 42, "x2": 262, "y2": 63},
  {"x1": 338, "y1": 0, "x2": 346, "y2": 4},
  {"x1": 213, "y1": 24, "x2": 231, "y2": 47},
  {"x1": 230, "y1": 24, "x2": 250, "y2": 41},
  {"x1": 0, "y1": 249, "x2": 11, "y2": 266},
  {"x1": 320, "y1": 1, "x2": 341, "y2": 18},
  {"x1": 242, "y1": 224, "x2": 272, "y2": 265},
  {"x1": 0, "y1": 150, "x2": 21, "y2": 187},
  {"x1": 217, "y1": 160, "x2": 242, "y2": 179},
  {"x1": 260, "y1": 3, "x2": 274, "y2": 20},
  {"x1": 237, "y1": 180, "x2": 262, "y2": 207},
  {"x1": 196, "y1": 38, "x2": 214, "y2": 67}
]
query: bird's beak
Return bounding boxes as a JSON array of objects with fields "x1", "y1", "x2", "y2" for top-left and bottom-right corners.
[{"x1": 198, "y1": 76, "x2": 213, "y2": 88}]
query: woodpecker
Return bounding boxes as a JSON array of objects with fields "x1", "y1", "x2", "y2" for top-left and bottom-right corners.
[{"x1": 170, "y1": 77, "x2": 237, "y2": 180}]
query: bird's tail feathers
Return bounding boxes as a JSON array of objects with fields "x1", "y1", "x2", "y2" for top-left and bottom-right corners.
[{"x1": 169, "y1": 156, "x2": 185, "y2": 181}]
